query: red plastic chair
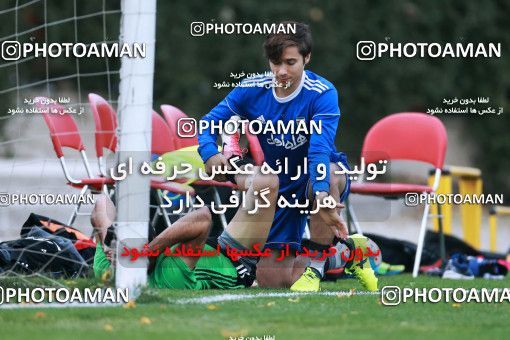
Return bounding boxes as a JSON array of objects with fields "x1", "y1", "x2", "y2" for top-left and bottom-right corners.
[
  {"x1": 161, "y1": 104, "x2": 264, "y2": 165},
  {"x1": 88, "y1": 93, "x2": 196, "y2": 229},
  {"x1": 151, "y1": 110, "x2": 202, "y2": 226},
  {"x1": 88, "y1": 93, "x2": 117, "y2": 177},
  {"x1": 37, "y1": 97, "x2": 114, "y2": 225},
  {"x1": 160, "y1": 105, "x2": 248, "y2": 228},
  {"x1": 89, "y1": 94, "x2": 176, "y2": 172},
  {"x1": 347, "y1": 112, "x2": 447, "y2": 277},
  {"x1": 88, "y1": 94, "x2": 192, "y2": 192},
  {"x1": 159, "y1": 104, "x2": 238, "y2": 188},
  {"x1": 152, "y1": 110, "x2": 177, "y2": 154},
  {"x1": 160, "y1": 104, "x2": 198, "y2": 149}
]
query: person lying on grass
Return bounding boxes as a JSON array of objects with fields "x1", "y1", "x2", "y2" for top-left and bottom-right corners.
[{"x1": 92, "y1": 192, "x2": 377, "y2": 291}]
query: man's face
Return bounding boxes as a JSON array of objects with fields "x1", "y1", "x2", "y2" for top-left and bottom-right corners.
[{"x1": 269, "y1": 46, "x2": 310, "y2": 88}]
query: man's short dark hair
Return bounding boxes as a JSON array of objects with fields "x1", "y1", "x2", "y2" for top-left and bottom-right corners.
[{"x1": 264, "y1": 21, "x2": 312, "y2": 63}]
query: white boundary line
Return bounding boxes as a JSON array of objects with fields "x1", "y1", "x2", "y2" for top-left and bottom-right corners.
[
  {"x1": 0, "y1": 290, "x2": 380, "y2": 308},
  {"x1": 174, "y1": 290, "x2": 380, "y2": 304}
]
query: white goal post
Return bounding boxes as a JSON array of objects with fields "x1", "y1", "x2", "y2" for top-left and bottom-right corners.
[{"x1": 114, "y1": 0, "x2": 157, "y2": 295}]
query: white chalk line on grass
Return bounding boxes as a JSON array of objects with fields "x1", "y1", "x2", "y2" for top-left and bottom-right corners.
[
  {"x1": 174, "y1": 290, "x2": 380, "y2": 304},
  {"x1": 171, "y1": 287, "x2": 510, "y2": 304},
  {"x1": 3, "y1": 288, "x2": 507, "y2": 308},
  {"x1": 0, "y1": 291, "x2": 380, "y2": 309}
]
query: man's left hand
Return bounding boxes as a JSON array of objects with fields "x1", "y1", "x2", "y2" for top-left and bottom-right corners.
[{"x1": 315, "y1": 192, "x2": 348, "y2": 240}]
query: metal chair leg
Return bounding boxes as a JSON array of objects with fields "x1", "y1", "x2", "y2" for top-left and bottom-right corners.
[
  {"x1": 213, "y1": 188, "x2": 228, "y2": 229},
  {"x1": 437, "y1": 203, "x2": 447, "y2": 269},
  {"x1": 413, "y1": 202, "x2": 431, "y2": 277},
  {"x1": 346, "y1": 199, "x2": 363, "y2": 235},
  {"x1": 68, "y1": 185, "x2": 88, "y2": 225},
  {"x1": 156, "y1": 190, "x2": 172, "y2": 229}
]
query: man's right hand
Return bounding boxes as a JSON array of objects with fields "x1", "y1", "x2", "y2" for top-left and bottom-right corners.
[{"x1": 204, "y1": 153, "x2": 229, "y2": 182}]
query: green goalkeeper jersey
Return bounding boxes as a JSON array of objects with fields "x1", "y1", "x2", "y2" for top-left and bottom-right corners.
[{"x1": 94, "y1": 243, "x2": 243, "y2": 290}]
